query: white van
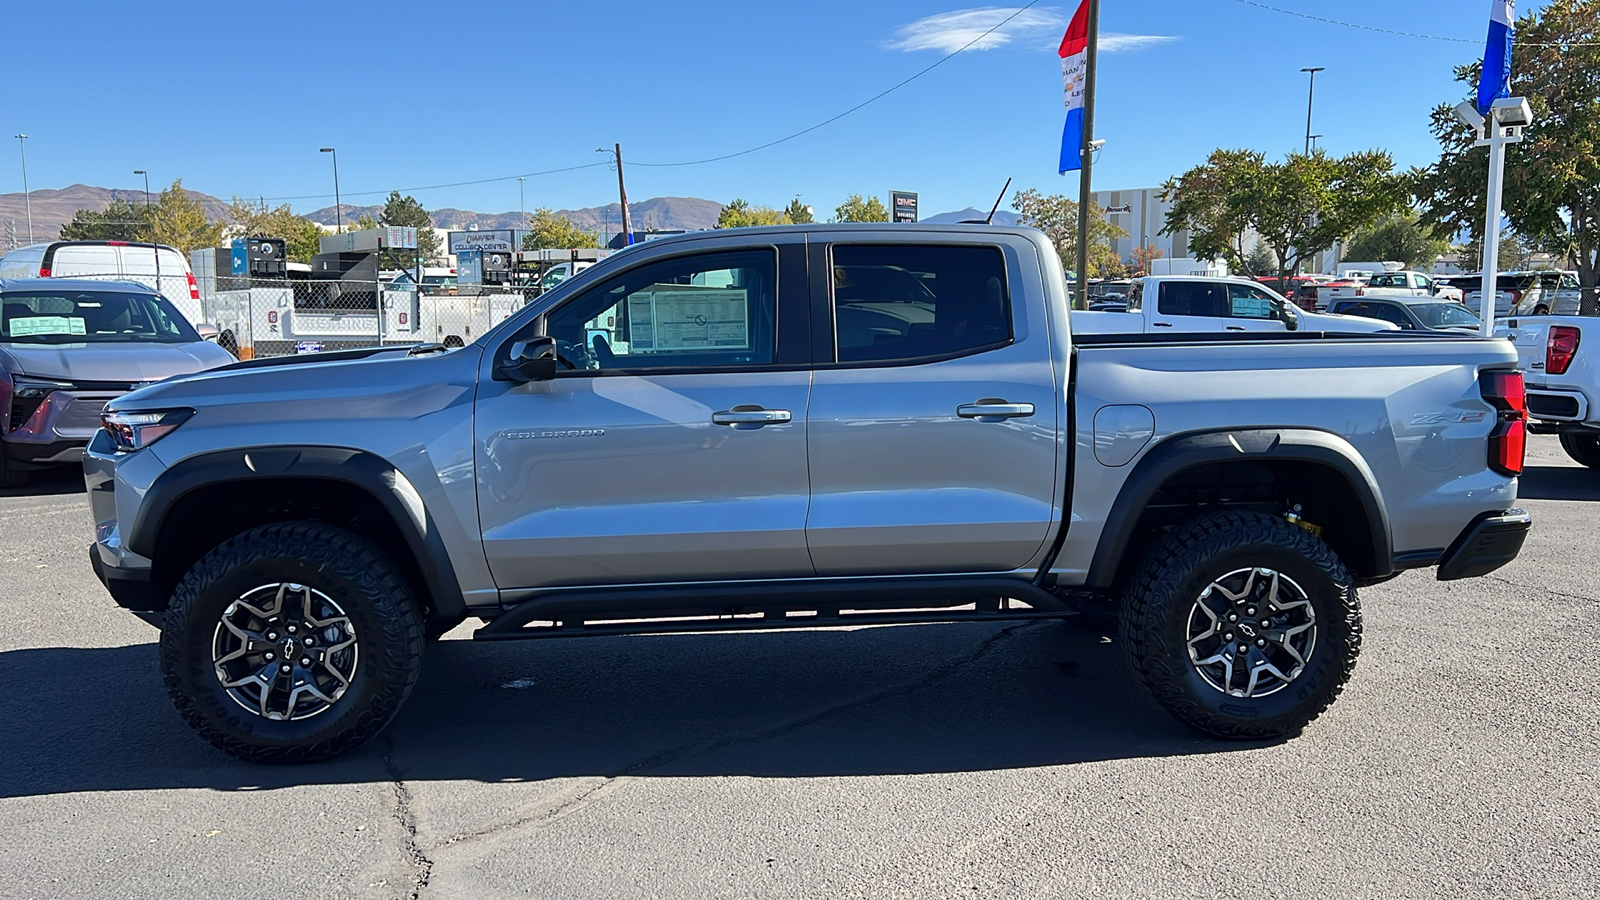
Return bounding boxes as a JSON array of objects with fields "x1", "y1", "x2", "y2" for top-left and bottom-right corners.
[{"x1": 0, "y1": 241, "x2": 202, "y2": 324}]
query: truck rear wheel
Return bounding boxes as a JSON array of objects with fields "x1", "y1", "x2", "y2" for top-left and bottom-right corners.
[
  {"x1": 1120, "y1": 511, "x2": 1361, "y2": 740},
  {"x1": 160, "y1": 522, "x2": 425, "y2": 763},
  {"x1": 1559, "y1": 433, "x2": 1600, "y2": 469}
]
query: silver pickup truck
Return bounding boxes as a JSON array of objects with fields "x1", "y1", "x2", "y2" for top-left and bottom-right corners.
[{"x1": 83, "y1": 224, "x2": 1532, "y2": 762}]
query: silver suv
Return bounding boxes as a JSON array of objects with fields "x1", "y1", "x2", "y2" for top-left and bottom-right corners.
[{"x1": 0, "y1": 278, "x2": 233, "y2": 486}]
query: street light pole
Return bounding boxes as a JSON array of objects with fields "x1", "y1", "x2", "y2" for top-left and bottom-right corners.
[
  {"x1": 1301, "y1": 67, "x2": 1324, "y2": 154},
  {"x1": 319, "y1": 147, "x2": 341, "y2": 233},
  {"x1": 15, "y1": 134, "x2": 32, "y2": 243},
  {"x1": 1309, "y1": 134, "x2": 1322, "y2": 151},
  {"x1": 133, "y1": 169, "x2": 160, "y2": 288},
  {"x1": 518, "y1": 176, "x2": 525, "y2": 220}
]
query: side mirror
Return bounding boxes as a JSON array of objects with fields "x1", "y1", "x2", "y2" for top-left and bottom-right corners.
[
  {"x1": 1272, "y1": 298, "x2": 1300, "y2": 331},
  {"x1": 498, "y1": 336, "x2": 559, "y2": 383},
  {"x1": 195, "y1": 323, "x2": 221, "y2": 343}
]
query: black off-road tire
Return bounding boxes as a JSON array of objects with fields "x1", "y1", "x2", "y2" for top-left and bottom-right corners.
[
  {"x1": 160, "y1": 522, "x2": 425, "y2": 763},
  {"x1": 1559, "y1": 433, "x2": 1600, "y2": 469},
  {"x1": 1119, "y1": 511, "x2": 1362, "y2": 740}
]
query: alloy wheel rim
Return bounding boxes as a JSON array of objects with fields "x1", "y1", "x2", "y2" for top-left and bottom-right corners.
[
  {"x1": 1186, "y1": 567, "x2": 1317, "y2": 698},
  {"x1": 211, "y1": 583, "x2": 359, "y2": 721}
]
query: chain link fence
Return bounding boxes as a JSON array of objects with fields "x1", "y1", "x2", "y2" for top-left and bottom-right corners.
[{"x1": 194, "y1": 274, "x2": 536, "y2": 359}]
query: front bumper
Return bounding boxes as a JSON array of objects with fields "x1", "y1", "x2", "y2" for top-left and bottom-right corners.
[
  {"x1": 1436, "y1": 508, "x2": 1531, "y2": 581},
  {"x1": 2, "y1": 436, "x2": 87, "y2": 467},
  {"x1": 88, "y1": 543, "x2": 167, "y2": 612}
]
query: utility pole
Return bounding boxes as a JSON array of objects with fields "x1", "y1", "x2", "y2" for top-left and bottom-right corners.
[
  {"x1": 320, "y1": 147, "x2": 342, "y2": 233},
  {"x1": 1301, "y1": 67, "x2": 1324, "y2": 155},
  {"x1": 15, "y1": 134, "x2": 32, "y2": 244},
  {"x1": 518, "y1": 176, "x2": 526, "y2": 220},
  {"x1": 1073, "y1": 0, "x2": 1100, "y2": 311},
  {"x1": 613, "y1": 143, "x2": 633, "y2": 245}
]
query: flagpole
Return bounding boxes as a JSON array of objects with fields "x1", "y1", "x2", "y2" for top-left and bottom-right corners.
[{"x1": 1073, "y1": 0, "x2": 1100, "y2": 311}]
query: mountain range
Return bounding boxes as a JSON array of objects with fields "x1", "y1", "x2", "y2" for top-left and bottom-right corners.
[{"x1": 0, "y1": 184, "x2": 1013, "y2": 249}]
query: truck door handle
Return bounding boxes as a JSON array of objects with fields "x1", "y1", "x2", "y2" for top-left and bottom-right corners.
[
  {"x1": 1227, "y1": 326, "x2": 1245, "y2": 331},
  {"x1": 712, "y1": 406, "x2": 792, "y2": 429},
  {"x1": 957, "y1": 401, "x2": 1035, "y2": 420},
  {"x1": 1152, "y1": 322, "x2": 1172, "y2": 327}
]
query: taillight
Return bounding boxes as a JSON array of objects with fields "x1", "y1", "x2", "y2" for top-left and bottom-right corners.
[
  {"x1": 1508, "y1": 289, "x2": 1523, "y2": 307},
  {"x1": 37, "y1": 266, "x2": 50, "y2": 278},
  {"x1": 1547, "y1": 326, "x2": 1581, "y2": 375},
  {"x1": 1480, "y1": 369, "x2": 1527, "y2": 476},
  {"x1": 186, "y1": 271, "x2": 200, "y2": 300},
  {"x1": 1355, "y1": 286, "x2": 1365, "y2": 296}
]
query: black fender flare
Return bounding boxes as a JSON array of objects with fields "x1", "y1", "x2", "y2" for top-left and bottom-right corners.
[
  {"x1": 1084, "y1": 428, "x2": 1392, "y2": 589},
  {"x1": 126, "y1": 446, "x2": 466, "y2": 618}
]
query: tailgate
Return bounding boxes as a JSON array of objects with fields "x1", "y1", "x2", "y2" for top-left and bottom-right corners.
[{"x1": 1501, "y1": 319, "x2": 1549, "y2": 378}]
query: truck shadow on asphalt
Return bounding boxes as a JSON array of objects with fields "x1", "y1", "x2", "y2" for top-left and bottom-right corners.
[
  {"x1": 1517, "y1": 465, "x2": 1600, "y2": 502},
  {"x1": 0, "y1": 466, "x2": 85, "y2": 498},
  {"x1": 0, "y1": 620, "x2": 1259, "y2": 799}
]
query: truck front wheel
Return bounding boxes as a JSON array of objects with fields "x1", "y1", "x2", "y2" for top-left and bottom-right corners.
[
  {"x1": 1120, "y1": 511, "x2": 1361, "y2": 740},
  {"x1": 160, "y1": 522, "x2": 425, "y2": 762},
  {"x1": 1559, "y1": 433, "x2": 1600, "y2": 469}
]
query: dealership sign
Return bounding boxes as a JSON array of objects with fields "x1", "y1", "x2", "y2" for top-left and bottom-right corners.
[{"x1": 891, "y1": 191, "x2": 918, "y2": 224}]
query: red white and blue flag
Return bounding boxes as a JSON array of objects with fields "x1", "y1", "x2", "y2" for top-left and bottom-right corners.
[
  {"x1": 1476, "y1": 0, "x2": 1515, "y2": 116},
  {"x1": 1058, "y1": 0, "x2": 1091, "y2": 173}
]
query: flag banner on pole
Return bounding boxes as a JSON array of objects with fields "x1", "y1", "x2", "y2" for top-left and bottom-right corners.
[
  {"x1": 1476, "y1": 0, "x2": 1515, "y2": 115},
  {"x1": 1058, "y1": 0, "x2": 1091, "y2": 173}
]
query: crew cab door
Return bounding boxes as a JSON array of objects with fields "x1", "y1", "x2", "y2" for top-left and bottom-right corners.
[
  {"x1": 473, "y1": 239, "x2": 814, "y2": 589},
  {"x1": 805, "y1": 238, "x2": 1060, "y2": 575}
]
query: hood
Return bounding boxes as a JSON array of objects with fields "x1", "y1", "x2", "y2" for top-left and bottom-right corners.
[{"x1": 0, "y1": 340, "x2": 235, "y2": 383}]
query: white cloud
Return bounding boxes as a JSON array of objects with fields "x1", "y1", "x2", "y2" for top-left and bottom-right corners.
[
  {"x1": 1099, "y1": 32, "x2": 1181, "y2": 53},
  {"x1": 886, "y1": 7, "x2": 1066, "y2": 53},
  {"x1": 885, "y1": 7, "x2": 1179, "y2": 55}
]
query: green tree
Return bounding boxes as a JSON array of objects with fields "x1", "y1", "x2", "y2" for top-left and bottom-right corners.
[
  {"x1": 1010, "y1": 188, "x2": 1126, "y2": 281},
  {"x1": 832, "y1": 194, "x2": 890, "y2": 223},
  {"x1": 1130, "y1": 244, "x2": 1165, "y2": 276},
  {"x1": 1461, "y1": 231, "x2": 1528, "y2": 272},
  {"x1": 59, "y1": 199, "x2": 151, "y2": 242},
  {"x1": 226, "y1": 197, "x2": 325, "y2": 263},
  {"x1": 522, "y1": 208, "x2": 600, "y2": 250},
  {"x1": 1244, "y1": 241, "x2": 1277, "y2": 276},
  {"x1": 378, "y1": 191, "x2": 442, "y2": 266},
  {"x1": 717, "y1": 199, "x2": 789, "y2": 229},
  {"x1": 349, "y1": 213, "x2": 380, "y2": 232},
  {"x1": 784, "y1": 199, "x2": 814, "y2": 224},
  {"x1": 1415, "y1": 0, "x2": 1600, "y2": 311},
  {"x1": 1343, "y1": 209, "x2": 1450, "y2": 271},
  {"x1": 1164, "y1": 149, "x2": 1408, "y2": 283},
  {"x1": 147, "y1": 179, "x2": 224, "y2": 254}
]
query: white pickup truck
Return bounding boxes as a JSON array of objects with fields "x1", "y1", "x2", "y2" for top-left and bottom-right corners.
[
  {"x1": 1500, "y1": 314, "x2": 1600, "y2": 466},
  {"x1": 1316, "y1": 271, "x2": 1459, "y2": 308},
  {"x1": 1071, "y1": 275, "x2": 1394, "y2": 334}
]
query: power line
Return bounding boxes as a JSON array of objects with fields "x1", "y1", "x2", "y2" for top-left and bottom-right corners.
[
  {"x1": 263, "y1": 161, "x2": 611, "y2": 204},
  {"x1": 263, "y1": 0, "x2": 1046, "y2": 202},
  {"x1": 634, "y1": 0, "x2": 1046, "y2": 167},
  {"x1": 1228, "y1": 0, "x2": 1600, "y2": 47}
]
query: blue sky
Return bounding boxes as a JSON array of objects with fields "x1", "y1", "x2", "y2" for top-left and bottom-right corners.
[{"x1": 2, "y1": 0, "x2": 1535, "y2": 218}]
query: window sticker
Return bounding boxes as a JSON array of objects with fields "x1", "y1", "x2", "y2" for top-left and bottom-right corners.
[
  {"x1": 627, "y1": 285, "x2": 749, "y2": 352},
  {"x1": 9, "y1": 316, "x2": 87, "y2": 336}
]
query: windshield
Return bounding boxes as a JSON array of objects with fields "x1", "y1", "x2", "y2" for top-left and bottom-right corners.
[
  {"x1": 0, "y1": 289, "x2": 200, "y2": 344},
  {"x1": 1411, "y1": 303, "x2": 1481, "y2": 328}
]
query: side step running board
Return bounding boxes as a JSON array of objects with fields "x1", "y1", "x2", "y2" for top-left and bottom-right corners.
[{"x1": 475, "y1": 576, "x2": 1071, "y2": 641}]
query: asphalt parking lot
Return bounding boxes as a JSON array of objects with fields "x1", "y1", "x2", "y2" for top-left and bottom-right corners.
[{"x1": 2, "y1": 433, "x2": 1597, "y2": 900}]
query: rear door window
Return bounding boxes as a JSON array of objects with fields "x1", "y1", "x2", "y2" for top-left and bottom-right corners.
[
  {"x1": 830, "y1": 244, "x2": 1010, "y2": 365},
  {"x1": 1157, "y1": 281, "x2": 1226, "y2": 317}
]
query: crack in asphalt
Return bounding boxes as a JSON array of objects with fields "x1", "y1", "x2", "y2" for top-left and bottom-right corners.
[
  {"x1": 384, "y1": 744, "x2": 435, "y2": 900},
  {"x1": 1486, "y1": 574, "x2": 1600, "y2": 606},
  {"x1": 429, "y1": 621, "x2": 1041, "y2": 851}
]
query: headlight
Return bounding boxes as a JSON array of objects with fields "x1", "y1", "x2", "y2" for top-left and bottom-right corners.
[
  {"x1": 100, "y1": 409, "x2": 193, "y2": 453},
  {"x1": 12, "y1": 376, "x2": 76, "y2": 399}
]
